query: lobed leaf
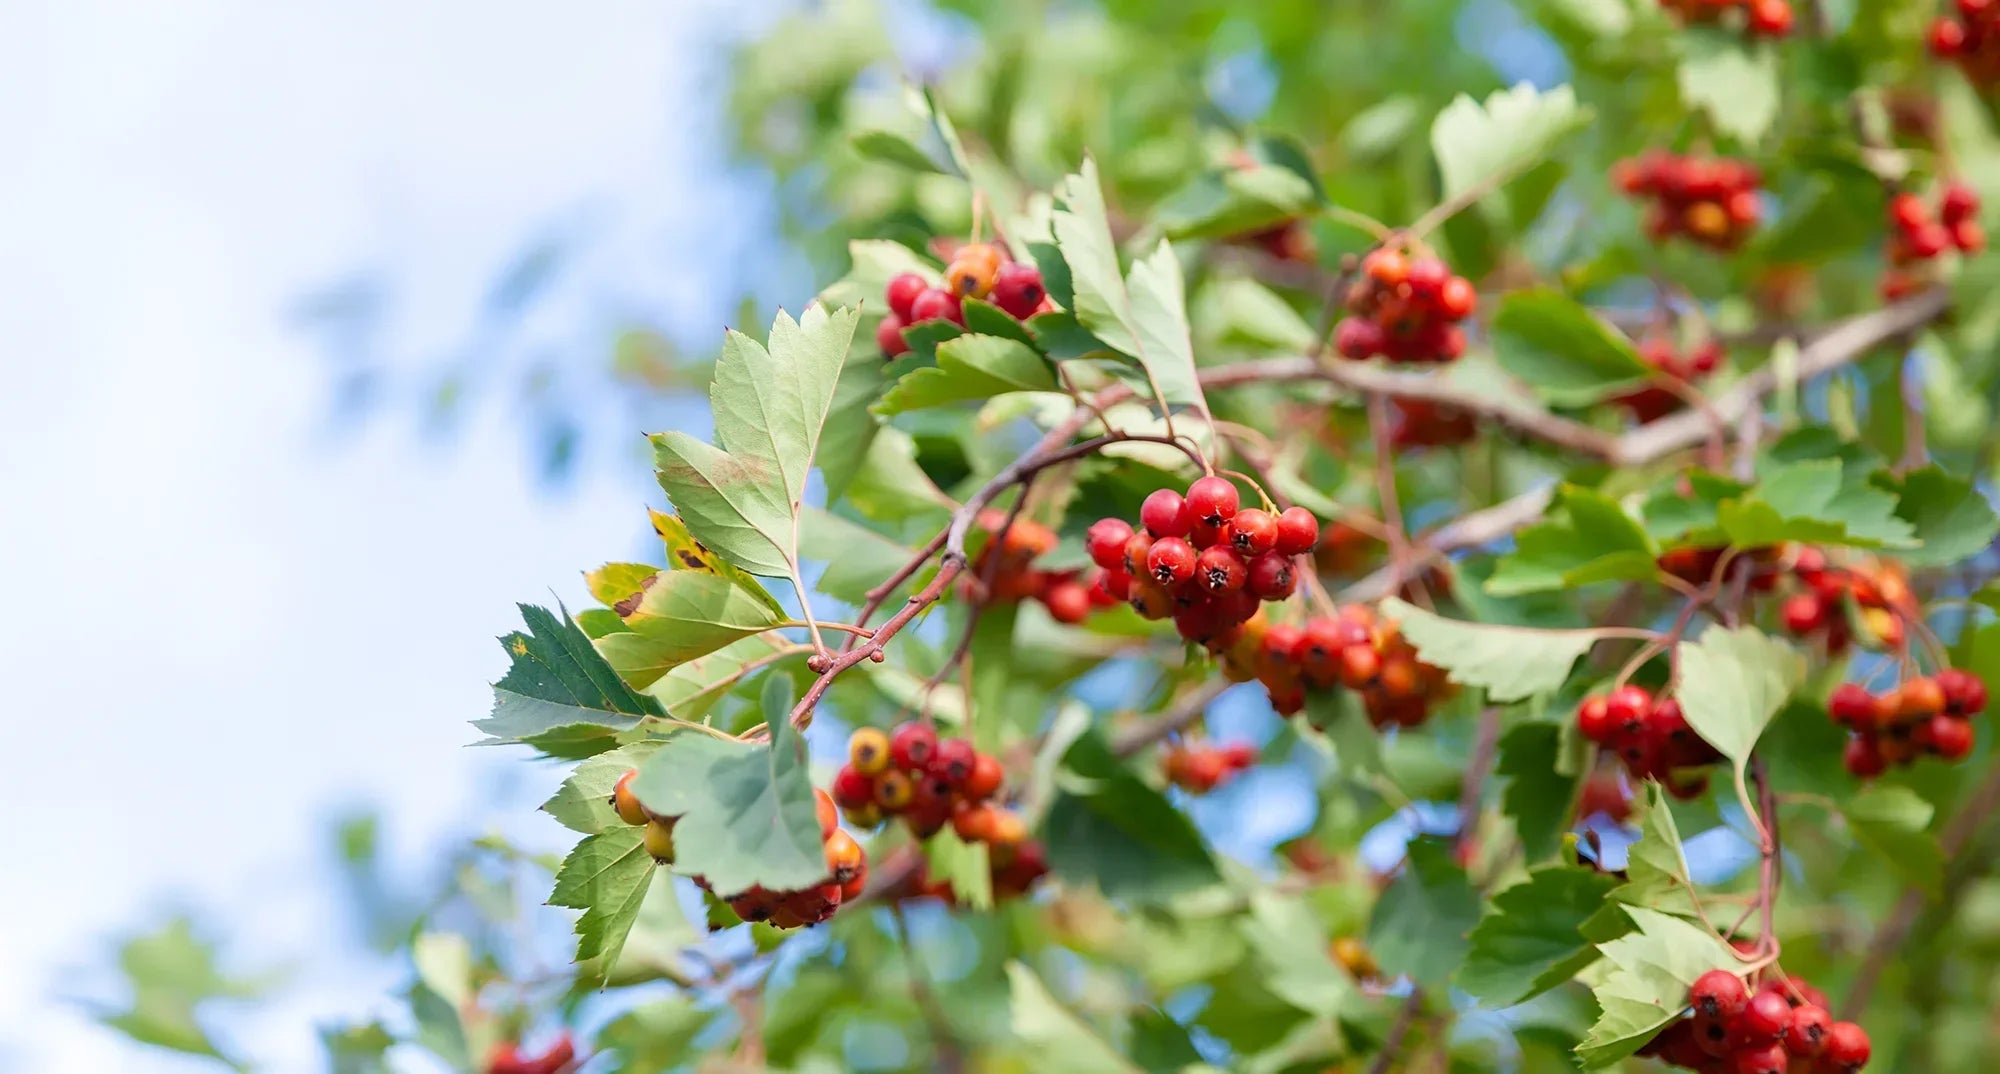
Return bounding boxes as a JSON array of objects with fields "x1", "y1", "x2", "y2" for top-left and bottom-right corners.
[
  {"x1": 1577, "y1": 907, "x2": 1739, "y2": 1068},
  {"x1": 1430, "y1": 83, "x2": 1591, "y2": 205},
  {"x1": 477, "y1": 604, "x2": 663, "y2": 758},
  {"x1": 1458, "y1": 865, "x2": 1618, "y2": 1007},
  {"x1": 1382, "y1": 597, "x2": 1618, "y2": 701},
  {"x1": 1674, "y1": 626, "x2": 1805, "y2": 769}
]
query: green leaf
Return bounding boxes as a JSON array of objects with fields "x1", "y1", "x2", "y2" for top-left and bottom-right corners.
[
  {"x1": 1197, "y1": 276, "x2": 1317, "y2": 353},
  {"x1": 1242, "y1": 892, "x2": 1357, "y2": 1017},
  {"x1": 1496, "y1": 722, "x2": 1583, "y2": 863},
  {"x1": 1678, "y1": 31, "x2": 1780, "y2": 146},
  {"x1": 1843, "y1": 785, "x2": 1944, "y2": 894},
  {"x1": 594, "y1": 572, "x2": 785, "y2": 688},
  {"x1": 924, "y1": 829, "x2": 995, "y2": 911},
  {"x1": 1382, "y1": 597, "x2": 1616, "y2": 702},
  {"x1": 1006, "y1": 961, "x2": 1139, "y2": 1073},
  {"x1": 1878, "y1": 465, "x2": 2000, "y2": 567},
  {"x1": 549, "y1": 826, "x2": 657, "y2": 986},
  {"x1": 1156, "y1": 163, "x2": 1320, "y2": 240},
  {"x1": 1043, "y1": 727, "x2": 1221, "y2": 903},
  {"x1": 1366, "y1": 838, "x2": 1480, "y2": 991},
  {"x1": 1052, "y1": 158, "x2": 1209, "y2": 412},
  {"x1": 1489, "y1": 290, "x2": 1651, "y2": 405},
  {"x1": 651, "y1": 304, "x2": 859, "y2": 578},
  {"x1": 477, "y1": 604, "x2": 663, "y2": 758},
  {"x1": 852, "y1": 129, "x2": 951, "y2": 174},
  {"x1": 322, "y1": 1022, "x2": 395, "y2": 1074},
  {"x1": 1458, "y1": 866, "x2": 1619, "y2": 1007},
  {"x1": 875, "y1": 333, "x2": 1059, "y2": 414},
  {"x1": 1577, "y1": 907, "x2": 1739, "y2": 1068},
  {"x1": 542, "y1": 741, "x2": 666, "y2": 835},
  {"x1": 1430, "y1": 83, "x2": 1590, "y2": 205},
  {"x1": 648, "y1": 509, "x2": 785, "y2": 617},
  {"x1": 1717, "y1": 460, "x2": 1915, "y2": 551},
  {"x1": 1603, "y1": 783, "x2": 1702, "y2": 925},
  {"x1": 1302, "y1": 691, "x2": 1385, "y2": 778},
  {"x1": 818, "y1": 239, "x2": 940, "y2": 315},
  {"x1": 96, "y1": 916, "x2": 264, "y2": 1072},
  {"x1": 597, "y1": 998, "x2": 716, "y2": 1071},
  {"x1": 591, "y1": 875, "x2": 702, "y2": 988},
  {"x1": 1675, "y1": 626, "x2": 1805, "y2": 768},
  {"x1": 850, "y1": 83, "x2": 970, "y2": 176},
  {"x1": 1488, "y1": 485, "x2": 1660, "y2": 594},
  {"x1": 629, "y1": 677, "x2": 827, "y2": 894},
  {"x1": 799, "y1": 507, "x2": 922, "y2": 605},
  {"x1": 585, "y1": 562, "x2": 657, "y2": 609},
  {"x1": 644, "y1": 632, "x2": 800, "y2": 723}
]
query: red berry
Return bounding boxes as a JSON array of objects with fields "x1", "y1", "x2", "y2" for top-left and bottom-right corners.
[
  {"x1": 928, "y1": 737, "x2": 977, "y2": 786},
  {"x1": 1246, "y1": 552, "x2": 1297, "y2": 601},
  {"x1": 1405, "y1": 256, "x2": 1448, "y2": 297},
  {"x1": 1185, "y1": 476, "x2": 1240, "y2": 528},
  {"x1": 1274, "y1": 507, "x2": 1320, "y2": 555},
  {"x1": 1228, "y1": 509, "x2": 1279, "y2": 556},
  {"x1": 1121, "y1": 531, "x2": 1156, "y2": 577},
  {"x1": 1785, "y1": 1004, "x2": 1833, "y2": 1057},
  {"x1": 885, "y1": 273, "x2": 928, "y2": 321},
  {"x1": 1942, "y1": 182, "x2": 1981, "y2": 225},
  {"x1": 1098, "y1": 568, "x2": 1133, "y2": 602},
  {"x1": 1141, "y1": 489, "x2": 1190, "y2": 538},
  {"x1": 1782, "y1": 592, "x2": 1827, "y2": 635},
  {"x1": 1437, "y1": 276, "x2": 1476, "y2": 320},
  {"x1": 1731, "y1": 990, "x2": 1793, "y2": 1048},
  {"x1": 1087, "y1": 518, "x2": 1134, "y2": 570},
  {"x1": 1844, "y1": 734, "x2": 1888, "y2": 778},
  {"x1": 1691, "y1": 969, "x2": 1750, "y2": 1021},
  {"x1": 1937, "y1": 668, "x2": 1988, "y2": 715},
  {"x1": 1730, "y1": 1042, "x2": 1788, "y2": 1074},
  {"x1": 962, "y1": 752, "x2": 1004, "y2": 800},
  {"x1": 1909, "y1": 223, "x2": 1951, "y2": 259},
  {"x1": 1043, "y1": 579, "x2": 1091, "y2": 624},
  {"x1": 1829, "y1": 684, "x2": 1877, "y2": 727},
  {"x1": 1605, "y1": 685, "x2": 1653, "y2": 735},
  {"x1": 1146, "y1": 537, "x2": 1198, "y2": 585},
  {"x1": 1577, "y1": 696, "x2": 1617, "y2": 743},
  {"x1": 1929, "y1": 715, "x2": 1975, "y2": 759},
  {"x1": 1746, "y1": 0, "x2": 1792, "y2": 35},
  {"x1": 1335, "y1": 317, "x2": 1383, "y2": 360},
  {"x1": 1196, "y1": 545, "x2": 1248, "y2": 593},
  {"x1": 1261, "y1": 624, "x2": 1304, "y2": 667},
  {"x1": 1362, "y1": 248, "x2": 1409, "y2": 286},
  {"x1": 1952, "y1": 218, "x2": 1986, "y2": 254},
  {"x1": 1959, "y1": 0, "x2": 1992, "y2": 19},
  {"x1": 890, "y1": 722, "x2": 939, "y2": 771},
  {"x1": 908, "y1": 287, "x2": 964, "y2": 326},
  {"x1": 1890, "y1": 192, "x2": 1930, "y2": 233},
  {"x1": 875, "y1": 315, "x2": 910, "y2": 358},
  {"x1": 1932, "y1": 16, "x2": 1968, "y2": 55},
  {"x1": 1820, "y1": 1022, "x2": 1870, "y2": 1072},
  {"x1": 990, "y1": 262, "x2": 1046, "y2": 319},
  {"x1": 831, "y1": 765, "x2": 874, "y2": 810}
]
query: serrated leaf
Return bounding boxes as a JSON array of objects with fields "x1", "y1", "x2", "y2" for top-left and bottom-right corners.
[
  {"x1": 1382, "y1": 597, "x2": 1615, "y2": 702},
  {"x1": 1007, "y1": 961, "x2": 1140, "y2": 1073},
  {"x1": 1604, "y1": 784, "x2": 1701, "y2": 924},
  {"x1": 1877, "y1": 465, "x2": 2000, "y2": 567},
  {"x1": 817, "y1": 239, "x2": 940, "y2": 314},
  {"x1": 1678, "y1": 31, "x2": 1779, "y2": 146},
  {"x1": 648, "y1": 509, "x2": 785, "y2": 616},
  {"x1": 1717, "y1": 460, "x2": 1915, "y2": 550},
  {"x1": 549, "y1": 826, "x2": 657, "y2": 985},
  {"x1": 1577, "y1": 907, "x2": 1739, "y2": 1068},
  {"x1": 651, "y1": 304, "x2": 859, "y2": 578},
  {"x1": 1497, "y1": 723, "x2": 1582, "y2": 862},
  {"x1": 542, "y1": 741, "x2": 667, "y2": 835},
  {"x1": 1489, "y1": 290, "x2": 1651, "y2": 405},
  {"x1": 1843, "y1": 785, "x2": 1944, "y2": 894},
  {"x1": 1052, "y1": 158, "x2": 1209, "y2": 413},
  {"x1": 1675, "y1": 626, "x2": 1805, "y2": 768},
  {"x1": 629, "y1": 678, "x2": 826, "y2": 895},
  {"x1": 1458, "y1": 866, "x2": 1619, "y2": 1007},
  {"x1": 1488, "y1": 485, "x2": 1660, "y2": 594},
  {"x1": 1367, "y1": 839, "x2": 1480, "y2": 991},
  {"x1": 644, "y1": 632, "x2": 800, "y2": 723},
  {"x1": 594, "y1": 572, "x2": 785, "y2": 688},
  {"x1": 477, "y1": 604, "x2": 663, "y2": 758},
  {"x1": 1430, "y1": 83, "x2": 1590, "y2": 204},
  {"x1": 875, "y1": 333, "x2": 1059, "y2": 414}
]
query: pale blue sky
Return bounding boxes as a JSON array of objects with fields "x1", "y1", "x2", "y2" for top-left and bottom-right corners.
[{"x1": 0, "y1": 2, "x2": 779, "y2": 1068}]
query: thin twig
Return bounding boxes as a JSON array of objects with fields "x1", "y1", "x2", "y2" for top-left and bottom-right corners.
[{"x1": 1365, "y1": 990, "x2": 1425, "y2": 1074}]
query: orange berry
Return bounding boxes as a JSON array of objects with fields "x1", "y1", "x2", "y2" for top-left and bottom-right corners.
[{"x1": 611, "y1": 769, "x2": 648, "y2": 826}]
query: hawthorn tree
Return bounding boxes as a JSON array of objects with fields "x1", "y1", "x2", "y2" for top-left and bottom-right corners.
[{"x1": 97, "y1": 2, "x2": 2000, "y2": 1073}]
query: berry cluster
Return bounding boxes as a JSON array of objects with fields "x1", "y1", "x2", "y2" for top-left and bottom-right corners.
[
  {"x1": 1931, "y1": 0, "x2": 2000, "y2": 87},
  {"x1": 1576, "y1": 685, "x2": 1723, "y2": 797},
  {"x1": 1161, "y1": 741, "x2": 1258, "y2": 793},
  {"x1": 1830, "y1": 669, "x2": 1986, "y2": 776},
  {"x1": 1777, "y1": 548, "x2": 1914, "y2": 654},
  {"x1": 832, "y1": 721, "x2": 1010, "y2": 834},
  {"x1": 1640, "y1": 970, "x2": 1869, "y2": 1073},
  {"x1": 1388, "y1": 397, "x2": 1477, "y2": 448},
  {"x1": 1086, "y1": 476, "x2": 1320, "y2": 645},
  {"x1": 487, "y1": 1034, "x2": 575, "y2": 1074},
  {"x1": 1249, "y1": 603, "x2": 1454, "y2": 726},
  {"x1": 1614, "y1": 152, "x2": 1763, "y2": 250},
  {"x1": 876, "y1": 242, "x2": 1049, "y2": 358},
  {"x1": 962, "y1": 510, "x2": 1113, "y2": 624},
  {"x1": 1333, "y1": 247, "x2": 1477, "y2": 364},
  {"x1": 1614, "y1": 336, "x2": 1723, "y2": 423},
  {"x1": 902, "y1": 833, "x2": 1050, "y2": 904},
  {"x1": 1656, "y1": 0, "x2": 1794, "y2": 36},
  {"x1": 1881, "y1": 184, "x2": 1984, "y2": 299},
  {"x1": 612, "y1": 772, "x2": 866, "y2": 929}
]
